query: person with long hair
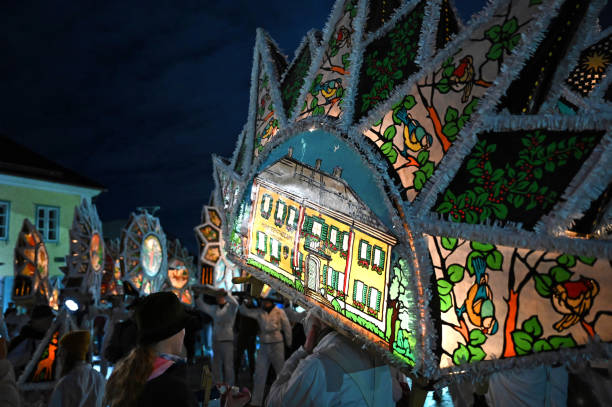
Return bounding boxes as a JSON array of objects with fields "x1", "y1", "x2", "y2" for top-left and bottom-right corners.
[
  {"x1": 103, "y1": 292, "x2": 197, "y2": 407},
  {"x1": 49, "y1": 330, "x2": 106, "y2": 407}
]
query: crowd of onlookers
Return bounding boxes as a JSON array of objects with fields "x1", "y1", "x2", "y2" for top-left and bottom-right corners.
[{"x1": 0, "y1": 288, "x2": 410, "y2": 407}]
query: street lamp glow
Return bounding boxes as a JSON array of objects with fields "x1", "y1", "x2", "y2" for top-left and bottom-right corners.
[{"x1": 65, "y1": 299, "x2": 79, "y2": 312}]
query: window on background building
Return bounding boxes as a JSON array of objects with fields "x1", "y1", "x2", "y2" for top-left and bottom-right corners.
[
  {"x1": 358, "y1": 239, "x2": 372, "y2": 266},
  {"x1": 0, "y1": 201, "x2": 9, "y2": 240},
  {"x1": 274, "y1": 200, "x2": 286, "y2": 224},
  {"x1": 312, "y1": 221, "x2": 322, "y2": 237},
  {"x1": 36, "y1": 205, "x2": 59, "y2": 242},
  {"x1": 373, "y1": 246, "x2": 385, "y2": 271}
]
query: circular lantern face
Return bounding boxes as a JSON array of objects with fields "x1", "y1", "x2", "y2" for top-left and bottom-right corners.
[
  {"x1": 168, "y1": 259, "x2": 189, "y2": 289},
  {"x1": 89, "y1": 233, "x2": 103, "y2": 272},
  {"x1": 141, "y1": 234, "x2": 163, "y2": 277}
]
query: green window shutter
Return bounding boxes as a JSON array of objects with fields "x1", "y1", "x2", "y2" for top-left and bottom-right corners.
[
  {"x1": 353, "y1": 281, "x2": 358, "y2": 302},
  {"x1": 303, "y1": 216, "x2": 313, "y2": 233},
  {"x1": 379, "y1": 248, "x2": 385, "y2": 268},
  {"x1": 336, "y1": 228, "x2": 342, "y2": 247},
  {"x1": 264, "y1": 235, "x2": 268, "y2": 254},
  {"x1": 320, "y1": 222, "x2": 328, "y2": 241},
  {"x1": 322, "y1": 265, "x2": 327, "y2": 285},
  {"x1": 366, "y1": 243, "x2": 372, "y2": 262},
  {"x1": 299, "y1": 252, "x2": 304, "y2": 271},
  {"x1": 363, "y1": 283, "x2": 368, "y2": 304},
  {"x1": 283, "y1": 203, "x2": 288, "y2": 223},
  {"x1": 376, "y1": 290, "x2": 381, "y2": 311},
  {"x1": 332, "y1": 269, "x2": 338, "y2": 290},
  {"x1": 255, "y1": 232, "x2": 260, "y2": 251}
]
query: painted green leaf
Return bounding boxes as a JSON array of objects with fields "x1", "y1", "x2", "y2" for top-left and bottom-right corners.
[
  {"x1": 471, "y1": 241, "x2": 495, "y2": 252},
  {"x1": 439, "y1": 293, "x2": 452, "y2": 312},
  {"x1": 453, "y1": 343, "x2": 470, "y2": 365},
  {"x1": 381, "y1": 141, "x2": 398, "y2": 164},
  {"x1": 445, "y1": 106, "x2": 459, "y2": 122},
  {"x1": 441, "y1": 237, "x2": 458, "y2": 251},
  {"x1": 403, "y1": 95, "x2": 417, "y2": 110},
  {"x1": 383, "y1": 125, "x2": 397, "y2": 141},
  {"x1": 436, "y1": 78, "x2": 450, "y2": 93},
  {"x1": 486, "y1": 250, "x2": 503, "y2": 270},
  {"x1": 485, "y1": 25, "x2": 501, "y2": 42},
  {"x1": 512, "y1": 330, "x2": 533, "y2": 355},
  {"x1": 491, "y1": 203, "x2": 508, "y2": 219},
  {"x1": 487, "y1": 43, "x2": 504, "y2": 60},
  {"x1": 557, "y1": 254, "x2": 576, "y2": 268},
  {"x1": 422, "y1": 162, "x2": 434, "y2": 178},
  {"x1": 522, "y1": 316, "x2": 543, "y2": 338},
  {"x1": 534, "y1": 274, "x2": 553, "y2": 297},
  {"x1": 437, "y1": 279, "x2": 453, "y2": 296},
  {"x1": 413, "y1": 171, "x2": 426, "y2": 190},
  {"x1": 502, "y1": 17, "x2": 518, "y2": 34},
  {"x1": 469, "y1": 329, "x2": 486, "y2": 346},
  {"x1": 468, "y1": 345, "x2": 486, "y2": 361},
  {"x1": 417, "y1": 150, "x2": 429, "y2": 165},
  {"x1": 549, "y1": 335, "x2": 576, "y2": 349},
  {"x1": 447, "y1": 264, "x2": 464, "y2": 283},
  {"x1": 533, "y1": 339, "x2": 552, "y2": 352},
  {"x1": 550, "y1": 266, "x2": 572, "y2": 284},
  {"x1": 578, "y1": 256, "x2": 596, "y2": 266},
  {"x1": 530, "y1": 0, "x2": 543, "y2": 5}
]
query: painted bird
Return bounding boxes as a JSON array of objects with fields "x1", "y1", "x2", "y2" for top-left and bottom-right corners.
[
  {"x1": 336, "y1": 26, "x2": 351, "y2": 49},
  {"x1": 450, "y1": 55, "x2": 475, "y2": 103},
  {"x1": 457, "y1": 257, "x2": 499, "y2": 335},
  {"x1": 261, "y1": 117, "x2": 277, "y2": 140},
  {"x1": 551, "y1": 276, "x2": 599, "y2": 332},
  {"x1": 396, "y1": 108, "x2": 433, "y2": 153},
  {"x1": 313, "y1": 79, "x2": 342, "y2": 102}
]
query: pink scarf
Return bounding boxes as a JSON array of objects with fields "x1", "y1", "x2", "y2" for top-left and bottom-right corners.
[{"x1": 147, "y1": 356, "x2": 175, "y2": 381}]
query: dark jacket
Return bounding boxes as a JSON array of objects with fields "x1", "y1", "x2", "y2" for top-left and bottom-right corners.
[{"x1": 137, "y1": 362, "x2": 197, "y2": 407}]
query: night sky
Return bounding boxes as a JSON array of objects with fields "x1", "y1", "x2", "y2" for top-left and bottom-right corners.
[{"x1": 0, "y1": 1, "x2": 608, "y2": 255}]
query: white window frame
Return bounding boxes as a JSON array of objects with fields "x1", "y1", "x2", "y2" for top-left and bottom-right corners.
[
  {"x1": 327, "y1": 266, "x2": 334, "y2": 286},
  {"x1": 374, "y1": 247, "x2": 382, "y2": 266},
  {"x1": 329, "y1": 228, "x2": 337, "y2": 245},
  {"x1": 312, "y1": 221, "x2": 322, "y2": 237},
  {"x1": 287, "y1": 207, "x2": 297, "y2": 225},
  {"x1": 369, "y1": 287, "x2": 380, "y2": 310},
  {"x1": 257, "y1": 231, "x2": 266, "y2": 252},
  {"x1": 36, "y1": 205, "x2": 60, "y2": 242},
  {"x1": 0, "y1": 200, "x2": 9, "y2": 240},
  {"x1": 360, "y1": 241, "x2": 368, "y2": 259},
  {"x1": 355, "y1": 280, "x2": 365, "y2": 303},
  {"x1": 276, "y1": 201, "x2": 285, "y2": 220},
  {"x1": 342, "y1": 233, "x2": 349, "y2": 251},
  {"x1": 263, "y1": 196, "x2": 271, "y2": 213},
  {"x1": 271, "y1": 238, "x2": 280, "y2": 258},
  {"x1": 337, "y1": 271, "x2": 345, "y2": 291}
]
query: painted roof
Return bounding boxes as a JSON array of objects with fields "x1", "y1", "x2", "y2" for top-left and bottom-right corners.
[{"x1": 256, "y1": 156, "x2": 392, "y2": 235}]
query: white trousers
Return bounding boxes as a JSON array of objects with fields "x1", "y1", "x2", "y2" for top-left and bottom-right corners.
[
  {"x1": 212, "y1": 340, "x2": 235, "y2": 386},
  {"x1": 252, "y1": 341, "x2": 285, "y2": 406}
]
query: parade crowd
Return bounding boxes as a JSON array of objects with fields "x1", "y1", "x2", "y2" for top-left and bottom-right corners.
[{"x1": 0, "y1": 287, "x2": 408, "y2": 407}]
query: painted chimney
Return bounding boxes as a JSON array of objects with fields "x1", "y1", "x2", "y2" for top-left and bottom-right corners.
[
  {"x1": 287, "y1": 147, "x2": 293, "y2": 158},
  {"x1": 332, "y1": 167, "x2": 343, "y2": 178},
  {"x1": 315, "y1": 159, "x2": 322, "y2": 170}
]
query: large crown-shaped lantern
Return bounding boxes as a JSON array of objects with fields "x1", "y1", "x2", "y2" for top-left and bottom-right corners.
[{"x1": 214, "y1": 0, "x2": 612, "y2": 379}]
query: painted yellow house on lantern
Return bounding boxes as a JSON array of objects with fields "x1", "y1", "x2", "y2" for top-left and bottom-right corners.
[{"x1": 246, "y1": 156, "x2": 396, "y2": 332}]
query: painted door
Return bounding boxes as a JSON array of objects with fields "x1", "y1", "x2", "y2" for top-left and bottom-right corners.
[{"x1": 307, "y1": 256, "x2": 319, "y2": 291}]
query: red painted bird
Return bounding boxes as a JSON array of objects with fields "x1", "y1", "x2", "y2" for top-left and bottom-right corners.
[
  {"x1": 551, "y1": 276, "x2": 599, "y2": 332},
  {"x1": 450, "y1": 55, "x2": 475, "y2": 103}
]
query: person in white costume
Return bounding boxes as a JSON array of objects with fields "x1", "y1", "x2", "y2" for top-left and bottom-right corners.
[
  {"x1": 239, "y1": 297, "x2": 292, "y2": 406},
  {"x1": 266, "y1": 312, "x2": 401, "y2": 407},
  {"x1": 197, "y1": 288, "x2": 239, "y2": 386}
]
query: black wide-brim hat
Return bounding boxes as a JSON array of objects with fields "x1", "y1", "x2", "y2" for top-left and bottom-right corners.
[{"x1": 134, "y1": 292, "x2": 193, "y2": 345}]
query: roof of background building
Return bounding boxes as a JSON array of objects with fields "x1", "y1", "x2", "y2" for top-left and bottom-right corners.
[{"x1": 0, "y1": 134, "x2": 105, "y2": 191}]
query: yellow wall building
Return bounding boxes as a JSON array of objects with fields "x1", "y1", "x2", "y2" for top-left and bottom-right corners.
[
  {"x1": 246, "y1": 157, "x2": 396, "y2": 331},
  {"x1": 0, "y1": 135, "x2": 104, "y2": 281}
]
